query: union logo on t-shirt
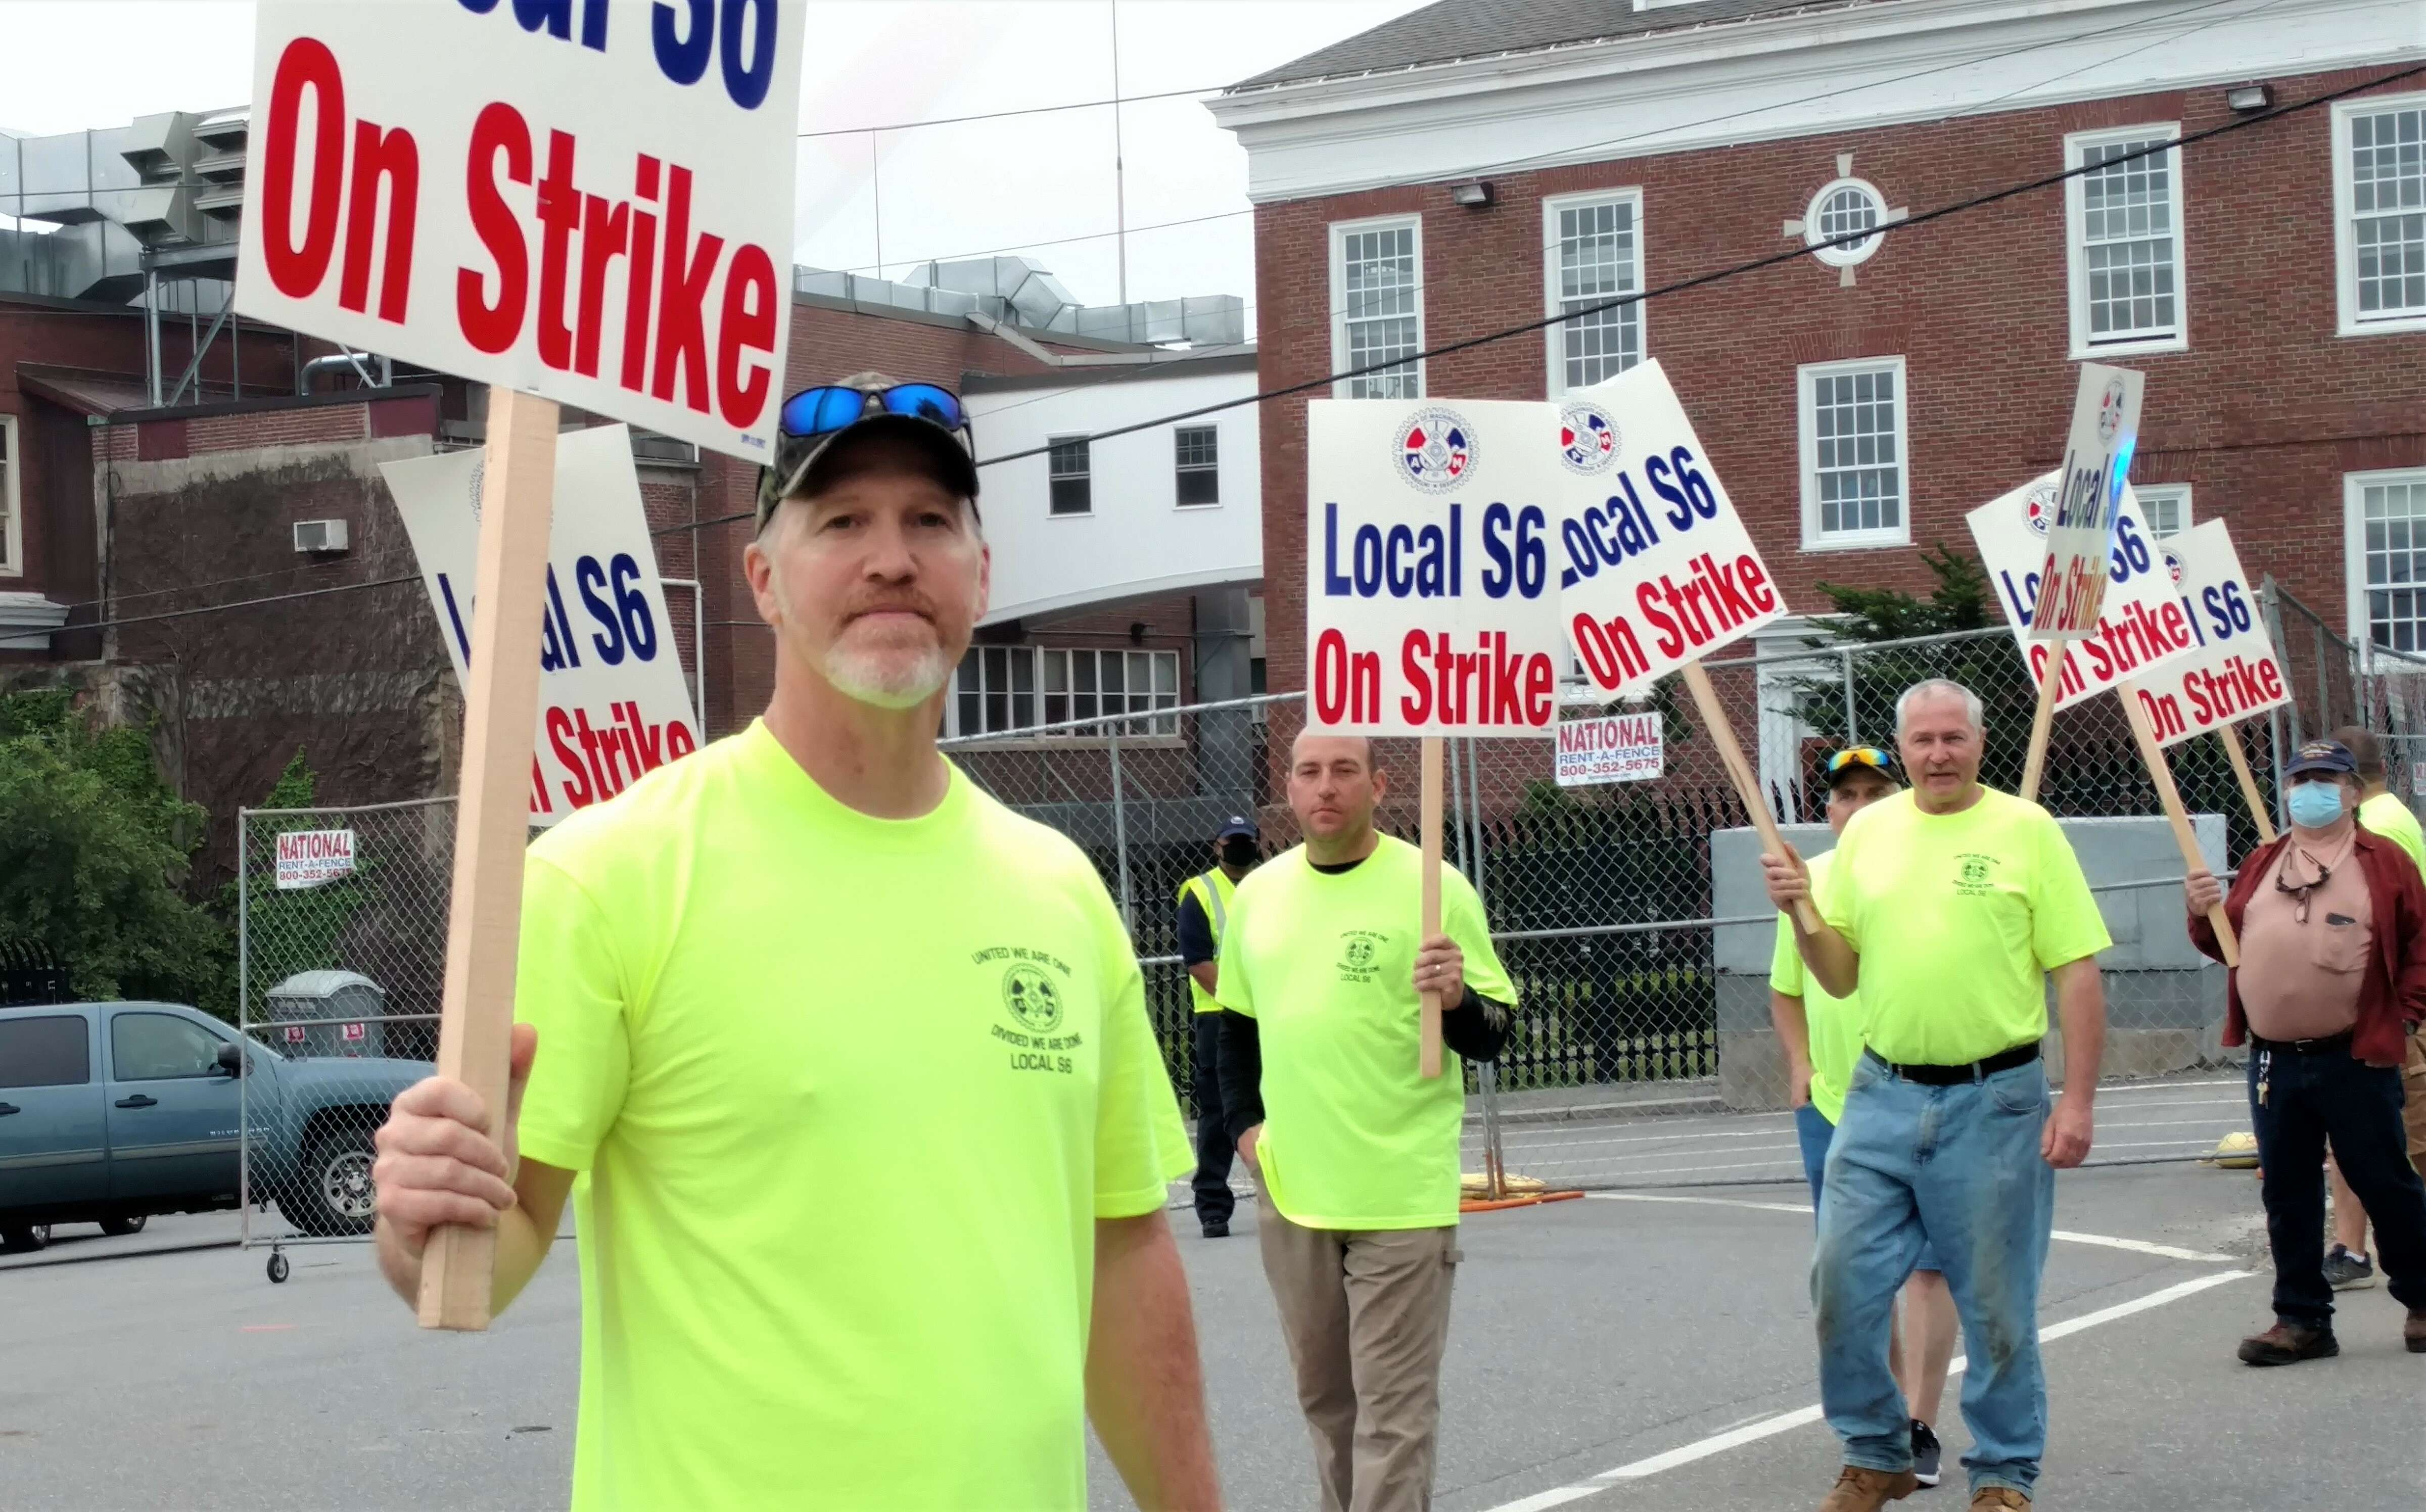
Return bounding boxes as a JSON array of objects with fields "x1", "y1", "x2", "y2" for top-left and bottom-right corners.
[
  {"x1": 1955, "y1": 853, "x2": 1999, "y2": 895},
  {"x1": 1336, "y1": 930, "x2": 1386, "y2": 985}
]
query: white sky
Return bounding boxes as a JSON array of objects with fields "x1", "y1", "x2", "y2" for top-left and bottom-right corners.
[{"x1": 0, "y1": 0, "x2": 1431, "y2": 324}]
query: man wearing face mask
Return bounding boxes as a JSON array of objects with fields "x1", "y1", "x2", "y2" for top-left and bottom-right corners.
[
  {"x1": 1176, "y1": 817, "x2": 1262, "y2": 1238},
  {"x1": 2184, "y1": 739, "x2": 2426, "y2": 1365},
  {"x1": 367, "y1": 375, "x2": 1217, "y2": 1510}
]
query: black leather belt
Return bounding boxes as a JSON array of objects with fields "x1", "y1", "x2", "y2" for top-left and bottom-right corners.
[
  {"x1": 2249, "y1": 1030, "x2": 2354, "y2": 1055},
  {"x1": 1863, "y1": 1042, "x2": 2040, "y2": 1086}
]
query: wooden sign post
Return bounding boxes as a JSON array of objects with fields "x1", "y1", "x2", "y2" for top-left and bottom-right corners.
[
  {"x1": 1418, "y1": 738, "x2": 1445, "y2": 1079},
  {"x1": 1681, "y1": 663, "x2": 1823, "y2": 933},
  {"x1": 2219, "y1": 722, "x2": 2277, "y2": 845},
  {"x1": 2119, "y1": 678, "x2": 2237, "y2": 966},
  {"x1": 2019, "y1": 650, "x2": 2065, "y2": 804},
  {"x1": 416, "y1": 389, "x2": 559, "y2": 1331}
]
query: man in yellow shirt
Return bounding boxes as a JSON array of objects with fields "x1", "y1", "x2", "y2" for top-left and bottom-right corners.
[
  {"x1": 2322, "y1": 726, "x2": 2426, "y2": 1290},
  {"x1": 367, "y1": 375, "x2": 1217, "y2": 1510},
  {"x1": 1770, "y1": 745, "x2": 1960, "y2": 1491},
  {"x1": 1216, "y1": 732, "x2": 1516, "y2": 1512},
  {"x1": 1176, "y1": 815, "x2": 1261, "y2": 1237},
  {"x1": 1765, "y1": 680, "x2": 2110, "y2": 1512}
]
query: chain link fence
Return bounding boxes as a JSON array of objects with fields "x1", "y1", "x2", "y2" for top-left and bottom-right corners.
[{"x1": 234, "y1": 799, "x2": 451, "y2": 1274}]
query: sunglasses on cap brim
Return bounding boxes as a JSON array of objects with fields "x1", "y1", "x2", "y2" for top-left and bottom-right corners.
[
  {"x1": 1826, "y1": 746, "x2": 1898, "y2": 779},
  {"x1": 780, "y1": 383, "x2": 968, "y2": 438}
]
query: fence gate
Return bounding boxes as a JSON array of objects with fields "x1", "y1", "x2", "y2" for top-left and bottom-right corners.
[{"x1": 236, "y1": 798, "x2": 453, "y2": 1279}]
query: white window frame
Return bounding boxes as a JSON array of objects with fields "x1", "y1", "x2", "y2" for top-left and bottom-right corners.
[
  {"x1": 2135, "y1": 482, "x2": 2192, "y2": 539},
  {"x1": 1541, "y1": 187, "x2": 1646, "y2": 396},
  {"x1": 948, "y1": 645, "x2": 1182, "y2": 743},
  {"x1": 1329, "y1": 214, "x2": 1424, "y2": 400},
  {"x1": 2344, "y1": 467, "x2": 2426, "y2": 655},
  {"x1": 1804, "y1": 177, "x2": 1888, "y2": 268},
  {"x1": 2332, "y1": 92, "x2": 2426, "y2": 338},
  {"x1": 1046, "y1": 435, "x2": 1091, "y2": 517},
  {"x1": 2064, "y1": 123, "x2": 2188, "y2": 358},
  {"x1": 0, "y1": 413, "x2": 20, "y2": 578},
  {"x1": 1173, "y1": 423, "x2": 1220, "y2": 509},
  {"x1": 1797, "y1": 356, "x2": 1910, "y2": 552}
]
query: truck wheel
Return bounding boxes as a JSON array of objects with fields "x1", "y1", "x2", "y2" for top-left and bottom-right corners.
[
  {"x1": 285, "y1": 1128, "x2": 379, "y2": 1238},
  {"x1": 100, "y1": 1215, "x2": 148, "y2": 1238},
  {"x1": 1, "y1": 1222, "x2": 52, "y2": 1253}
]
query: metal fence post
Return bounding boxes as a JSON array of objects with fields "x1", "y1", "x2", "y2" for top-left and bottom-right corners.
[
  {"x1": 1840, "y1": 646, "x2": 1859, "y2": 745},
  {"x1": 237, "y1": 808, "x2": 253, "y2": 1251},
  {"x1": 1107, "y1": 727, "x2": 1134, "y2": 934}
]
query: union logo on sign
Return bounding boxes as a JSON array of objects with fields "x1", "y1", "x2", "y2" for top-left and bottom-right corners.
[
  {"x1": 2024, "y1": 482, "x2": 2057, "y2": 537},
  {"x1": 2163, "y1": 547, "x2": 2185, "y2": 587},
  {"x1": 1394, "y1": 408, "x2": 1476, "y2": 493},
  {"x1": 1556, "y1": 402, "x2": 1620, "y2": 476},
  {"x1": 2095, "y1": 377, "x2": 2129, "y2": 443}
]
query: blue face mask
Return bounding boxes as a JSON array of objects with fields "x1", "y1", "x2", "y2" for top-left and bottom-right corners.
[{"x1": 2287, "y1": 780, "x2": 2347, "y2": 830}]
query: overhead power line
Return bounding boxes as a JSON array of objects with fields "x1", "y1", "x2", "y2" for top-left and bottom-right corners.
[{"x1": 799, "y1": 81, "x2": 1228, "y2": 138}]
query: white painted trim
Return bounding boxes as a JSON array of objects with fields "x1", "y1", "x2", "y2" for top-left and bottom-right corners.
[
  {"x1": 1539, "y1": 186, "x2": 1647, "y2": 396},
  {"x1": 1796, "y1": 355, "x2": 1911, "y2": 552},
  {"x1": 1328, "y1": 212, "x2": 1427, "y2": 399},
  {"x1": 1803, "y1": 176, "x2": 1887, "y2": 267},
  {"x1": 0, "y1": 412, "x2": 20, "y2": 578},
  {"x1": 2345, "y1": 466, "x2": 2426, "y2": 648},
  {"x1": 2136, "y1": 481, "x2": 2194, "y2": 538},
  {"x1": 1210, "y1": 0, "x2": 2424, "y2": 206},
  {"x1": 2064, "y1": 120, "x2": 2188, "y2": 359},
  {"x1": 2332, "y1": 89, "x2": 2426, "y2": 338}
]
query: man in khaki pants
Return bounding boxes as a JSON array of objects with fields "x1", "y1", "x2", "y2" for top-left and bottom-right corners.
[{"x1": 1215, "y1": 732, "x2": 1515, "y2": 1511}]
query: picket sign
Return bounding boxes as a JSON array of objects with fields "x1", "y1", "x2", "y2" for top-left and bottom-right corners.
[
  {"x1": 236, "y1": 1, "x2": 803, "y2": 1329},
  {"x1": 1966, "y1": 474, "x2": 2233, "y2": 963},
  {"x1": 2018, "y1": 364, "x2": 2145, "y2": 801},
  {"x1": 1553, "y1": 362, "x2": 1807, "y2": 928},
  {"x1": 2124, "y1": 520, "x2": 2291, "y2": 845},
  {"x1": 1306, "y1": 398, "x2": 1568, "y2": 1074}
]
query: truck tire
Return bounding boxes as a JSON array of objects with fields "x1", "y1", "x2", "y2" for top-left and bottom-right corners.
[
  {"x1": 1, "y1": 1222, "x2": 52, "y2": 1253},
  {"x1": 100, "y1": 1215, "x2": 148, "y2": 1238},
  {"x1": 284, "y1": 1128, "x2": 379, "y2": 1237}
]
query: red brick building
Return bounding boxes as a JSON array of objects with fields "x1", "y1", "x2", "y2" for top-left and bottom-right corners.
[{"x1": 1211, "y1": 0, "x2": 2426, "y2": 736}]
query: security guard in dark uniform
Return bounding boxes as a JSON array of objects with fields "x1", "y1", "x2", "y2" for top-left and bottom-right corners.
[{"x1": 1176, "y1": 816, "x2": 1260, "y2": 1237}]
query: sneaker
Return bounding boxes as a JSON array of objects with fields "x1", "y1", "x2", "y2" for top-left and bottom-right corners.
[
  {"x1": 2323, "y1": 1245, "x2": 2378, "y2": 1290},
  {"x1": 1817, "y1": 1464, "x2": 1918, "y2": 1511},
  {"x1": 1909, "y1": 1421, "x2": 1942, "y2": 1489},
  {"x1": 2406, "y1": 1309, "x2": 2426, "y2": 1354},
  {"x1": 1200, "y1": 1220, "x2": 1230, "y2": 1239},
  {"x1": 1968, "y1": 1491, "x2": 2030, "y2": 1510},
  {"x1": 2237, "y1": 1320, "x2": 2339, "y2": 1366}
]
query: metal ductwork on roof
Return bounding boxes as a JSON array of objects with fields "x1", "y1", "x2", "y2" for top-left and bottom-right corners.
[{"x1": 799, "y1": 255, "x2": 1245, "y2": 350}]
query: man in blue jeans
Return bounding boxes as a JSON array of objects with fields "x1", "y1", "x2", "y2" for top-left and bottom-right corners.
[
  {"x1": 1771, "y1": 745, "x2": 1962, "y2": 1489},
  {"x1": 1764, "y1": 681, "x2": 2110, "y2": 1512}
]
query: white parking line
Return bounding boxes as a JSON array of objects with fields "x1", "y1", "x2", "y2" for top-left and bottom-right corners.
[
  {"x1": 1481, "y1": 1268, "x2": 2252, "y2": 1512},
  {"x1": 1583, "y1": 1193, "x2": 2236, "y2": 1261}
]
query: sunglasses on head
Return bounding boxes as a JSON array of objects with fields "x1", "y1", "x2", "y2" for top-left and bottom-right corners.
[
  {"x1": 779, "y1": 383, "x2": 967, "y2": 439},
  {"x1": 1826, "y1": 746, "x2": 1896, "y2": 777}
]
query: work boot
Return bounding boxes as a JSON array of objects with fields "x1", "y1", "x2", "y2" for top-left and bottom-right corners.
[
  {"x1": 1818, "y1": 1465, "x2": 1918, "y2": 1511},
  {"x1": 1969, "y1": 1491, "x2": 2030, "y2": 1510},
  {"x1": 2406, "y1": 1309, "x2": 2426, "y2": 1354},
  {"x1": 2237, "y1": 1320, "x2": 2339, "y2": 1366}
]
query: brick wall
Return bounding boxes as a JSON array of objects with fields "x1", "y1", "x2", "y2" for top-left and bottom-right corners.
[{"x1": 1251, "y1": 65, "x2": 2426, "y2": 705}]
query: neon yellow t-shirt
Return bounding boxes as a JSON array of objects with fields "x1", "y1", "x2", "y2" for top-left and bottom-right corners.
[
  {"x1": 1818, "y1": 787, "x2": 2111, "y2": 1067},
  {"x1": 1769, "y1": 850, "x2": 1859, "y2": 1124},
  {"x1": 513, "y1": 720, "x2": 1191, "y2": 1512},
  {"x1": 1214, "y1": 835, "x2": 1516, "y2": 1230},
  {"x1": 2359, "y1": 791, "x2": 2425, "y2": 876}
]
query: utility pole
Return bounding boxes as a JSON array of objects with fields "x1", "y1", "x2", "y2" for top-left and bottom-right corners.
[
  {"x1": 1110, "y1": 0, "x2": 1127, "y2": 309},
  {"x1": 870, "y1": 130, "x2": 884, "y2": 284}
]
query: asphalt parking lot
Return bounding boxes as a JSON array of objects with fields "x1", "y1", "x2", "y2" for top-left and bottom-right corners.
[{"x1": 3, "y1": 1128, "x2": 2420, "y2": 1511}]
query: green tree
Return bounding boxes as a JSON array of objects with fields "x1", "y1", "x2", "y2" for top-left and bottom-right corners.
[{"x1": 0, "y1": 691, "x2": 228, "y2": 1007}]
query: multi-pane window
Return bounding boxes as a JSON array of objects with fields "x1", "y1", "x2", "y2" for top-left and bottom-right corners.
[
  {"x1": 1805, "y1": 179, "x2": 1886, "y2": 267},
  {"x1": 0, "y1": 414, "x2": 19, "y2": 576},
  {"x1": 2355, "y1": 471, "x2": 2426, "y2": 652},
  {"x1": 1047, "y1": 437, "x2": 1091, "y2": 516},
  {"x1": 2067, "y1": 127, "x2": 2183, "y2": 352},
  {"x1": 1544, "y1": 192, "x2": 1642, "y2": 393},
  {"x1": 1174, "y1": 426, "x2": 1219, "y2": 506},
  {"x1": 2137, "y1": 484, "x2": 2191, "y2": 539},
  {"x1": 1333, "y1": 219, "x2": 1421, "y2": 399},
  {"x1": 952, "y1": 647, "x2": 1181, "y2": 737},
  {"x1": 1799, "y1": 359, "x2": 1907, "y2": 547},
  {"x1": 2338, "y1": 98, "x2": 2426, "y2": 332}
]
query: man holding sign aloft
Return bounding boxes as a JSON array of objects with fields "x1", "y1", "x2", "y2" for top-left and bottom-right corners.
[
  {"x1": 370, "y1": 379, "x2": 1216, "y2": 1510},
  {"x1": 1765, "y1": 680, "x2": 2109, "y2": 1512}
]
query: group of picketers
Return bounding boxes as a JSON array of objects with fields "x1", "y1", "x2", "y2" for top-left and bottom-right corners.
[{"x1": 356, "y1": 373, "x2": 2426, "y2": 1512}]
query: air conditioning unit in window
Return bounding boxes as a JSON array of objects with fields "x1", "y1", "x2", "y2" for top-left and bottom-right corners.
[{"x1": 293, "y1": 519, "x2": 350, "y2": 554}]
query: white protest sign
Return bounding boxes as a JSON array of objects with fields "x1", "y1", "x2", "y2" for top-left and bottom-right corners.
[
  {"x1": 1969, "y1": 471, "x2": 2199, "y2": 711},
  {"x1": 1554, "y1": 711, "x2": 1664, "y2": 786},
  {"x1": 1553, "y1": 360, "x2": 1787, "y2": 696},
  {"x1": 1306, "y1": 399, "x2": 1566, "y2": 735},
  {"x1": 236, "y1": 1, "x2": 802, "y2": 463},
  {"x1": 2130, "y1": 521, "x2": 2293, "y2": 746},
  {"x1": 384, "y1": 424, "x2": 700, "y2": 825},
  {"x1": 274, "y1": 829, "x2": 356, "y2": 888},
  {"x1": 2031, "y1": 363, "x2": 2145, "y2": 638}
]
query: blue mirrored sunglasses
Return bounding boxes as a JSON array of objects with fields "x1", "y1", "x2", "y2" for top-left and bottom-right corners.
[
  {"x1": 1826, "y1": 745, "x2": 1897, "y2": 777},
  {"x1": 779, "y1": 382, "x2": 966, "y2": 439}
]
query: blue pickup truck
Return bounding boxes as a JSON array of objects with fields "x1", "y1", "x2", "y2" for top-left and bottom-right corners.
[{"x1": 0, "y1": 1001, "x2": 431, "y2": 1251}]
